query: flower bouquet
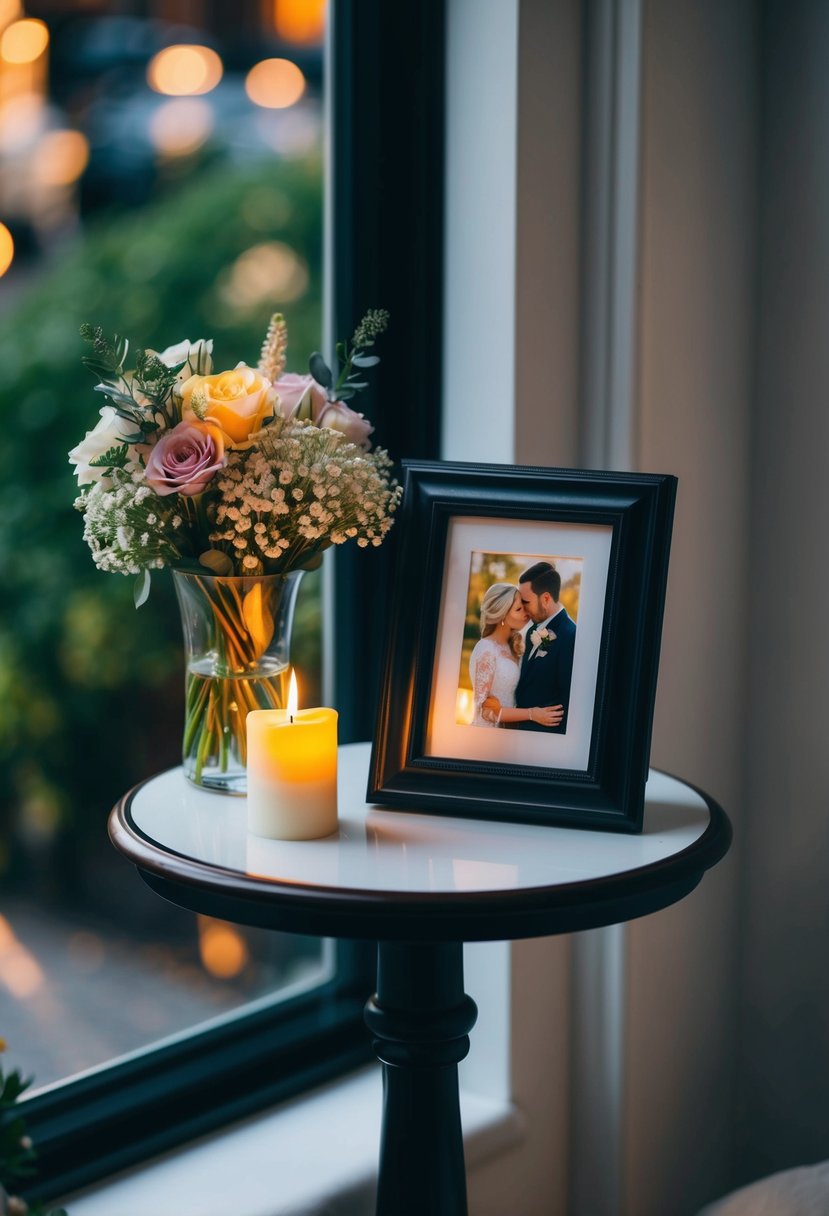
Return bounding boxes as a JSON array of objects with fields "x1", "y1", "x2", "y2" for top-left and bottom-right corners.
[{"x1": 70, "y1": 310, "x2": 400, "y2": 792}]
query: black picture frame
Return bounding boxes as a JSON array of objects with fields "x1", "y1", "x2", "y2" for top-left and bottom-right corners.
[{"x1": 368, "y1": 461, "x2": 678, "y2": 833}]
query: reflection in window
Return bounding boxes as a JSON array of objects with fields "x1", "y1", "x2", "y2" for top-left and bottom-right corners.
[{"x1": 0, "y1": 0, "x2": 327, "y2": 1090}]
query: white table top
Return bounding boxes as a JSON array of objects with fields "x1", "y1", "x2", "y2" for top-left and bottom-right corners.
[{"x1": 127, "y1": 742, "x2": 712, "y2": 898}]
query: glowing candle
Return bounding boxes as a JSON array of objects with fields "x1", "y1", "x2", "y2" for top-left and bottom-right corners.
[{"x1": 246, "y1": 671, "x2": 338, "y2": 839}]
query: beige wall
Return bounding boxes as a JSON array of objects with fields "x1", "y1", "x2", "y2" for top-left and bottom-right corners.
[
  {"x1": 738, "y1": 0, "x2": 829, "y2": 1184},
  {"x1": 624, "y1": 2, "x2": 757, "y2": 1212}
]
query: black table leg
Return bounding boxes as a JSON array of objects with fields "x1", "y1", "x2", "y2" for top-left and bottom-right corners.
[{"x1": 364, "y1": 941, "x2": 478, "y2": 1216}]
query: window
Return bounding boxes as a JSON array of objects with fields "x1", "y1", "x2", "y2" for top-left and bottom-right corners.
[{"x1": 3, "y1": 0, "x2": 446, "y2": 1202}]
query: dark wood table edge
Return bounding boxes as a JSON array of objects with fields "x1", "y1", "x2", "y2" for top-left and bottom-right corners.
[{"x1": 108, "y1": 768, "x2": 732, "y2": 942}]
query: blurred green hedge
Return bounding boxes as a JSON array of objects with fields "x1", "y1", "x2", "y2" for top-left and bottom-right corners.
[{"x1": 0, "y1": 153, "x2": 323, "y2": 885}]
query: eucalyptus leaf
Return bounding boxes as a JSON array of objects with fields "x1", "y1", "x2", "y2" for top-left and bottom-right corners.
[
  {"x1": 94, "y1": 385, "x2": 135, "y2": 406},
  {"x1": 134, "y1": 568, "x2": 151, "y2": 608},
  {"x1": 309, "y1": 351, "x2": 333, "y2": 388},
  {"x1": 171, "y1": 558, "x2": 209, "y2": 574},
  {"x1": 83, "y1": 360, "x2": 118, "y2": 378},
  {"x1": 345, "y1": 379, "x2": 369, "y2": 389},
  {"x1": 351, "y1": 354, "x2": 380, "y2": 368}
]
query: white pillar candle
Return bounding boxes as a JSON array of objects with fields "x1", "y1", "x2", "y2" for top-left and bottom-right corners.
[{"x1": 246, "y1": 702, "x2": 338, "y2": 841}]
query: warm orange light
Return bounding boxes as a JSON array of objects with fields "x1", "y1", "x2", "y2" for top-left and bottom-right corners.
[
  {"x1": 245, "y1": 58, "x2": 305, "y2": 109},
  {"x1": 0, "y1": 223, "x2": 13, "y2": 278},
  {"x1": 287, "y1": 668, "x2": 299, "y2": 717},
  {"x1": 1, "y1": 17, "x2": 48, "y2": 64},
  {"x1": 147, "y1": 44, "x2": 223, "y2": 96},
  {"x1": 220, "y1": 240, "x2": 308, "y2": 312},
  {"x1": 274, "y1": 0, "x2": 325, "y2": 45},
  {"x1": 0, "y1": 1, "x2": 22, "y2": 34},
  {"x1": 149, "y1": 98, "x2": 213, "y2": 157},
  {"x1": 33, "y1": 129, "x2": 89, "y2": 185},
  {"x1": 455, "y1": 687, "x2": 474, "y2": 725},
  {"x1": 197, "y1": 917, "x2": 248, "y2": 979},
  {"x1": 0, "y1": 915, "x2": 45, "y2": 998},
  {"x1": 3, "y1": 954, "x2": 43, "y2": 998}
]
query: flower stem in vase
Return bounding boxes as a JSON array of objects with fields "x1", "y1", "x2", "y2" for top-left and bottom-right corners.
[{"x1": 173, "y1": 569, "x2": 302, "y2": 795}]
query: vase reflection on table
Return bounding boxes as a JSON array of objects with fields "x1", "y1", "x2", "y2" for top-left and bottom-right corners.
[{"x1": 173, "y1": 569, "x2": 303, "y2": 794}]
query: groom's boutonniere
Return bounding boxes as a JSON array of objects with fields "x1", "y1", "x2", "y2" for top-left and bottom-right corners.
[{"x1": 529, "y1": 626, "x2": 557, "y2": 655}]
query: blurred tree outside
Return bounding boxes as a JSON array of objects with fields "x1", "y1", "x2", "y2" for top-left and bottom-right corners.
[{"x1": 0, "y1": 152, "x2": 323, "y2": 907}]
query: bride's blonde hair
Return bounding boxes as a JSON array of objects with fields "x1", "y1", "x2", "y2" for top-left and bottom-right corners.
[{"x1": 479, "y1": 583, "x2": 525, "y2": 658}]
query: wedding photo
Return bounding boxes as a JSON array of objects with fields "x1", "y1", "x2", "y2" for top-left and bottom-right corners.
[
  {"x1": 455, "y1": 551, "x2": 583, "y2": 734},
  {"x1": 369, "y1": 462, "x2": 676, "y2": 833}
]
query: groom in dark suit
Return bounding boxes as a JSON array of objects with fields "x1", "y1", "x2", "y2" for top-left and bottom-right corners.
[{"x1": 514, "y1": 561, "x2": 576, "y2": 733}]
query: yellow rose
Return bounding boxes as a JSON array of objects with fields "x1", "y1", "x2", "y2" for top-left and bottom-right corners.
[{"x1": 179, "y1": 364, "x2": 276, "y2": 446}]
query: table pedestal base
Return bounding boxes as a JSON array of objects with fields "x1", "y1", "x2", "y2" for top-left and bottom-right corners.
[{"x1": 365, "y1": 941, "x2": 478, "y2": 1216}]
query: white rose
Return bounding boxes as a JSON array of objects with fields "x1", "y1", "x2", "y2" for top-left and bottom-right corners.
[
  {"x1": 156, "y1": 337, "x2": 214, "y2": 379},
  {"x1": 68, "y1": 405, "x2": 129, "y2": 487},
  {"x1": 530, "y1": 629, "x2": 541, "y2": 648}
]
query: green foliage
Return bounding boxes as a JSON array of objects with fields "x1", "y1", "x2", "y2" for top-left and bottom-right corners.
[
  {"x1": 88, "y1": 445, "x2": 129, "y2": 471},
  {"x1": 308, "y1": 307, "x2": 389, "y2": 403},
  {"x1": 0, "y1": 1054, "x2": 67, "y2": 1215},
  {"x1": 0, "y1": 153, "x2": 323, "y2": 878}
]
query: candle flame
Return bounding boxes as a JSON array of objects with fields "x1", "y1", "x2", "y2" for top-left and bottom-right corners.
[{"x1": 287, "y1": 669, "x2": 299, "y2": 719}]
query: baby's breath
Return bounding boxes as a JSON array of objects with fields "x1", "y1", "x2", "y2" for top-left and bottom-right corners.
[
  {"x1": 208, "y1": 414, "x2": 401, "y2": 573},
  {"x1": 77, "y1": 471, "x2": 182, "y2": 575}
]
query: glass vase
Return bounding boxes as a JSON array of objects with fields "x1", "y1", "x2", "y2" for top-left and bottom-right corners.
[{"x1": 172, "y1": 569, "x2": 304, "y2": 795}]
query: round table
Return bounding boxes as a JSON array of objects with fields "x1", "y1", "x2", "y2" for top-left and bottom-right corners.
[{"x1": 109, "y1": 742, "x2": 731, "y2": 1216}]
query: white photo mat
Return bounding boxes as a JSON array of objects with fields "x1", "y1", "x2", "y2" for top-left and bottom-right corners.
[{"x1": 424, "y1": 516, "x2": 613, "y2": 771}]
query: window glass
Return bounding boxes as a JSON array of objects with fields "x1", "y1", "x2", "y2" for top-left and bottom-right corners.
[{"x1": 0, "y1": 0, "x2": 328, "y2": 1090}]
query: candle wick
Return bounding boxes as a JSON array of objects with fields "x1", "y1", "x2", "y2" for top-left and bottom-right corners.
[{"x1": 290, "y1": 714, "x2": 294, "y2": 724}]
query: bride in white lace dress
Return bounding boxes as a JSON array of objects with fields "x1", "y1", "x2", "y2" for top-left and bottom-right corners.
[{"x1": 468, "y1": 584, "x2": 563, "y2": 729}]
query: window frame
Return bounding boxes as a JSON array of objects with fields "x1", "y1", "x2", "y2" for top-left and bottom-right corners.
[
  {"x1": 24, "y1": 942, "x2": 373, "y2": 1201},
  {"x1": 329, "y1": 0, "x2": 447, "y2": 742},
  {"x1": 19, "y1": 0, "x2": 447, "y2": 1202}
]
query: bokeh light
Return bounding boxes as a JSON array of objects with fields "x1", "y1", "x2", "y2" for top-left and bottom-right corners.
[
  {"x1": 0, "y1": 223, "x2": 14, "y2": 277},
  {"x1": 274, "y1": 0, "x2": 326, "y2": 45},
  {"x1": 0, "y1": 916, "x2": 45, "y2": 998},
  {"x1": 1, "y1": 17, "x2": 48, "y2": 64},
  {"x1": 0, "y1": 93, "x2": 44, "y2": 153},
  {"x1": 33, "y1": 129, "x2": 90, "y2": 186},
  {"x1": 149, "y1": 98, "x2": 214, "y2": 157},
  {"x1": 245, "y1": 58, "x2": 306, "y2": 109},
  {"x1": 219, "y1": 240, "x2": 308, "y2": 312},
  {"x1": 197, "y1": 917, "x2": 249, "y2": 979},
  {"x1": 255, "y1": 107, "x2": 319, "y2": 156},
  {"x1": 68, "y1": 931, "x2": 106, "y2": 974},
  {"x1": 0, "y1": 0, "x2": 22, "y2": 33},
  {"x1": 147, "y1": 44, "x2": 223, "y2": 97}
]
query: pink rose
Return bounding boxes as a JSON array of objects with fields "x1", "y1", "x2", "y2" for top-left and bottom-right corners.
[
  {"x1": 273, "y1": 373, "x2": 328, "y2": 420},
  {"x1": 144, "y1": 421, "x2": 226, "y2": 497},
  {"x1": 274, "y1": 373, "x2": 375, "y2": 448},
  {"x1": 317, "y1": 401, "x2": 374, "y2": 448}
]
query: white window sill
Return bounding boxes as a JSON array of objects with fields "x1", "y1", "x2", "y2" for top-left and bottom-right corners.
[{"x1": 63, "y1": 1065, "x2": 524, "y2": 1216}]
